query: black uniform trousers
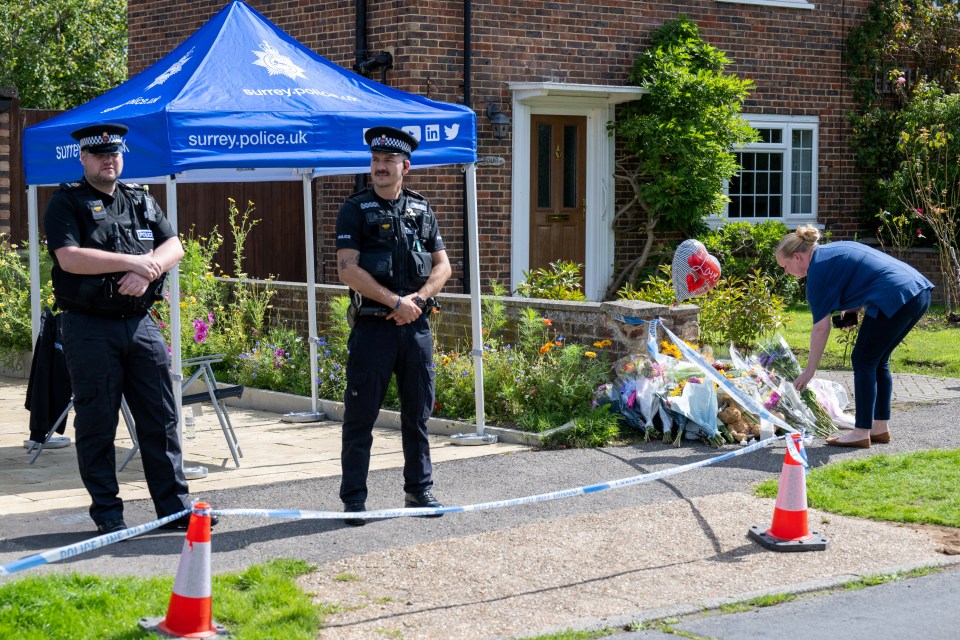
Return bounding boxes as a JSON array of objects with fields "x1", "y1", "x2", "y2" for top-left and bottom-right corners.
[
  {"x1": 60, "y1": 310, "x2": 190, "y2": 525},
  {"x1": 340, "y1": 313, "x2": 435, "y2": 504}
]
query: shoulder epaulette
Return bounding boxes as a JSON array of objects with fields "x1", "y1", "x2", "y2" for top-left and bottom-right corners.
[
  {"x1": 346, "y1": 187, "x2": 371, "y2": 200},
  {"x1": 118, "y1": 181, "x2": 148, "y2": 192},
  {"x1": 403, "y1": 188, "x2": 427, "y2": 201},
  {"x1": 57, "y1": 182, "x2": 83, "y2": 191}
]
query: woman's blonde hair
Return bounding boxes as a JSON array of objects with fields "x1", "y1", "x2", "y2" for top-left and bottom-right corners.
[{"x1": 776, "y1": 225, "x2": 820, "y2": 257}]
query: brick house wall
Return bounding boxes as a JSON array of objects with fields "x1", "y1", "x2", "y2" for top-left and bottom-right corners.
[{"x1": 124, "y1": 0, "x2": 871, "y2": 298}]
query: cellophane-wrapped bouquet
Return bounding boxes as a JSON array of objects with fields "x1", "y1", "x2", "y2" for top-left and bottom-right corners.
[{"x1": 753, "y1": 333, "x2": 838, "y2": 438}]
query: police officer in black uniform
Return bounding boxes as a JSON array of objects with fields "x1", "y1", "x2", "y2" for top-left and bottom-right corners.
[
  {"x1": 43, "y1": 123, "x2": 197, "y2": 534},
  {"x1": 335, "y1": 126, "x2": 452, "y2": 525}
]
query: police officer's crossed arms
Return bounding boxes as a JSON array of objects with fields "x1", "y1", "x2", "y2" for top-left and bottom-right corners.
[
  {"x1": 43, "y1": 123, "x2": 199, "y2": 536},
  {"x1": 334, "y1": 126, "x2": 451, "y2": 526}
]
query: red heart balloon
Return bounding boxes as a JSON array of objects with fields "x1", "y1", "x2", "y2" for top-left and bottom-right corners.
[{"x1": 672, "y1": 239, "x2": 721, "y2": 301}]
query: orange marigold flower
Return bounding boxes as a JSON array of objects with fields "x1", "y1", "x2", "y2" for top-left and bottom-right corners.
[
  {"x1": 542, "y1": 318, "x2": 553, "y2": 326},
  {"x1": 584, "y1": 351, "x2": 597, "y2": 358},
  {"x1": 539, "y1": 343, "x2": 553, "y2": 355}
]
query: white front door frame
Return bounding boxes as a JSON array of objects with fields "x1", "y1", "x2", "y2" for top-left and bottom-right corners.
[{"x1": 508, "y1": 82, "x2": 643, "y2": 301}]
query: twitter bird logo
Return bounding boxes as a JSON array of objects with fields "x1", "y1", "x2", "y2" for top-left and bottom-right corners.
[{"x1": 444, "y1": 123, "x2": 460, "y2": 140}]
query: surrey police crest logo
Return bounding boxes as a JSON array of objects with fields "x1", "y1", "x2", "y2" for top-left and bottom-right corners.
[
  {"x1": 146, "y1": 48, "x2": 195, "y2": 90},
  {"x1": 252, "y1": 41, "x2": 307, "y2": 80}
]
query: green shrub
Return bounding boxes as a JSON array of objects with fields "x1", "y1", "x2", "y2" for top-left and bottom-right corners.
[
  {"x1": 619, "y1": 264, "x2": 788, "y2": 349},
  {"x1": 697, "y1": 221, "x2": 803, "y2": 304},
  {"x1": 515, "y1": 261, "x2": 587, "y2": 300},
  {"x1": 0, "y1": 235, "x2": 54, "y2": 366},
  {"x1": 541, "y1": 405, "x2": 623, "y2": 449}
]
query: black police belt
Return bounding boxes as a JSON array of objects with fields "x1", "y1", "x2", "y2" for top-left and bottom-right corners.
[
  {"x1": 351, "y1": 289, "x2": 439, "y2": 318},
  {"x1": 56, "y1": 271, "x2": 165, "y2": 318}
]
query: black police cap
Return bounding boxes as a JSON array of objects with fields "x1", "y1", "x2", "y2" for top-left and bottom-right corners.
[
  {"x1": 364, "y1": 126, "x2": 418, "y2": 156},
  {"x1": 71, "y1": 123, "x2": 128, "y2": 154}
]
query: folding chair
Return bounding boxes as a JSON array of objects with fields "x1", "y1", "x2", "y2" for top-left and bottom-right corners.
[
  {"x1": 27, "y1": 396, "x2": 140, "y2": 469},
  {"x1": 179, "y1": 354, "x2": 244, "y2": 468}
]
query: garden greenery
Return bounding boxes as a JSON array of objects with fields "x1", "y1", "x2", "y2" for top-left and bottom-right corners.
[
  {"x1": 885, "y1": 79, "x2": 960, "y2": 316},
  {"x1": 515, "y1": 261, "x2": 587, "y2": 301},
  {"x1": 618, "y1": 264, "x2": 788, "y2": 350},
  {"x1": 0, "y1": 235, "x2": 53, "y2": 367},
  {"x1": 696, "y1": 221, "x2": 804, "y2": 305}
]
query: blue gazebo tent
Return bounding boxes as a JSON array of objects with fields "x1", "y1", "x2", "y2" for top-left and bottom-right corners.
[{"x1": 24, "y1": 0, "x2": 490, "y2": 445}]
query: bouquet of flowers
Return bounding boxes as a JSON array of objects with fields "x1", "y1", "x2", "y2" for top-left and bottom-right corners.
[{"x1": 754, "y1": 333, "x2": 838, "y2": 438}]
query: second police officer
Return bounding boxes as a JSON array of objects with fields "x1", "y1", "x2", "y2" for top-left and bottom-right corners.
[{"x1": 335, "y1": 126, "x2": 452, "y2": 525}]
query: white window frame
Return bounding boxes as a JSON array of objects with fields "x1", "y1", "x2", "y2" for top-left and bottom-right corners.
[
  {"x1": 715, "y1": 0, "x2": 816, "y2": 9},
  {"x1": 710, "y1": 114, "x2": 819, "y2": 229}
]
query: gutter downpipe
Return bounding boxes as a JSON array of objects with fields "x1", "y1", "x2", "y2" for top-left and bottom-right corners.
[
  {"x1": 462, "y1": 0, "x2": 472, "y2": 294},
  {"x1": 354, "y1": 0, "x2": 368, "y2": 193}
]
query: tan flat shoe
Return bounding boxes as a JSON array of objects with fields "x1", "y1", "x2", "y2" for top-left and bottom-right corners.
[
  {"x1": 826, "y1": 435, "x2": 871, "y2": 448},
  {"x1": 871, "y1": 432, "x2": 891, "y2": 443}
]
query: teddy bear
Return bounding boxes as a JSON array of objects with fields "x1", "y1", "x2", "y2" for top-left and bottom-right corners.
[{"x1": 718, "y1": 405, "x2": 760, "y2": 442}]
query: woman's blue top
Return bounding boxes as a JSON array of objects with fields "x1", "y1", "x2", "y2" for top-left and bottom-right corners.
[{"x1": 806, "y1": 241, "x2": 933, "y2": 324}]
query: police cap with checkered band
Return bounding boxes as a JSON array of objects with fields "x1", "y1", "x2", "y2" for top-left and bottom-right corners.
[
  {"x1": 71, "y1": 123, "x2": 128, "y2": 154},
  {"x1": 364, "y1": 126, "x2": 418, "y2": 157}
]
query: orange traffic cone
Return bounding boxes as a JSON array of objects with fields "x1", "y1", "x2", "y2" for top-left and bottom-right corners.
[
  {"x1": 139, "y1": 503, "x2": 229, "y2": 638},
  {"x1": 748, "y1": 433, "x2": 829, "y2": 552}
]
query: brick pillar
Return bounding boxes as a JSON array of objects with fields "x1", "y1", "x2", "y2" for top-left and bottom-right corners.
[{"x1": 0, "y1": 87, "x2": 16, "y2": 237}]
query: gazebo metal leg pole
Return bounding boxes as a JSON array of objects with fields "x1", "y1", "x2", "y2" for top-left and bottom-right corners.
[
  {"x1": 450, "y1": 163, "x2": 496, "y2": 445},
  {"x1": 167, "y1": 175, "x2": 207, "y2": 479}
]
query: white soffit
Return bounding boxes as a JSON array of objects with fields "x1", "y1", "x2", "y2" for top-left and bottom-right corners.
[{"x1": 509, "y1": 82, "x2": 645, "y2": 106}]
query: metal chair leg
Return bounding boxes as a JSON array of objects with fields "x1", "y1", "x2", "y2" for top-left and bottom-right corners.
[
  {"x1": 28, "y1": 401, "x2": 73, "y2": 465},
  {"x1": 118, "y1": 397, "x2": 140, "y2": 471}
]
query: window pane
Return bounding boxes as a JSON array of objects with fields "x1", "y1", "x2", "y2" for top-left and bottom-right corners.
[
  {"x1": 727, "y1": 150, "x2": 784, "y2": 218},
  {"x1": 537, "y1": 125, "x2": 551, "y2": 209},
  {"x1": 562, "y1": 125, "x2": 577, "y2": 209},
  {"x1": 790, "y1": 128, "x2": 813, "y2": 214}
]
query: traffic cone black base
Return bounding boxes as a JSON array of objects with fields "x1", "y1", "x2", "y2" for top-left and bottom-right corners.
[
  {"x1": 138, "y1": 616, "x2": 230, "y2": 638},
  {"x1": 747, "y1": 525, "x2": 829, "y2": 552}
]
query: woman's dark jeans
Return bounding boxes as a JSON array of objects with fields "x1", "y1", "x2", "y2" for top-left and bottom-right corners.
[{"x1": 850, "y1": 289, "x2": 932, "y2": 430}]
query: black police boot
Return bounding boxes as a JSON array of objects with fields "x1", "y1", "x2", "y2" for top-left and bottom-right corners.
[
  {"x1": 343, "y1": 501, "x2": 367, "y2": 527},
  {"x1": 96, "y1": 518, "x2": 128, "y2": 534},
  {"x1": 158, "y1": 513, "x2": 219, "y2": 531},
  {"x1": 404, "y1": 490, "x2": 443, "y2": 517}
]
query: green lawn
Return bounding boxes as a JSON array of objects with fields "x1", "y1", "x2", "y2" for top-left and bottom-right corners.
[
  {"x1": 779, "y1": 304, "x2": 960, "y2": 378},
  {"x1": 0, "y1": 559, "x2": 327, "y2": 640}
]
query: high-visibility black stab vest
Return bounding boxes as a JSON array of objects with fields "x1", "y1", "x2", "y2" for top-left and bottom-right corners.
[
  {"x1": 346, "y1": 187, "x2": 435, "y2": 293},
  {"x1": 45, "y1": 180, "x2": 169, "y2": 317}
]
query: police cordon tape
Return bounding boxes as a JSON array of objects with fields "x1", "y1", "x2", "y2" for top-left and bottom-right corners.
[
  {"x1": 0, "y1": 433, "x2": 812, "y2": 578},
  {"x1": 0, "y1": 509, "x2": 190, "y2": 577}
]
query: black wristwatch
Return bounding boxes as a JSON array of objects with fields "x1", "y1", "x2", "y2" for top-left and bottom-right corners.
[{"x1": 413, "y1": 295, "x2": 426, "y2": 309}]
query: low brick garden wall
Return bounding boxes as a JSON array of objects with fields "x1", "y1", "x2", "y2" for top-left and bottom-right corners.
[{"x1": 232, "y1": 279, "x2": 699, "y2": 362}]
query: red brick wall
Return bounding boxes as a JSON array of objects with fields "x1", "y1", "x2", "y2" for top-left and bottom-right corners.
[{"x1": 126, "y1": 0, "x2": 872, "y2": 295}]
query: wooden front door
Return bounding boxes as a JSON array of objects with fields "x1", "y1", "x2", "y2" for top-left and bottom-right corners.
[{"x1": 529, "y1": 115, "x2": 587, "y2": 276}]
